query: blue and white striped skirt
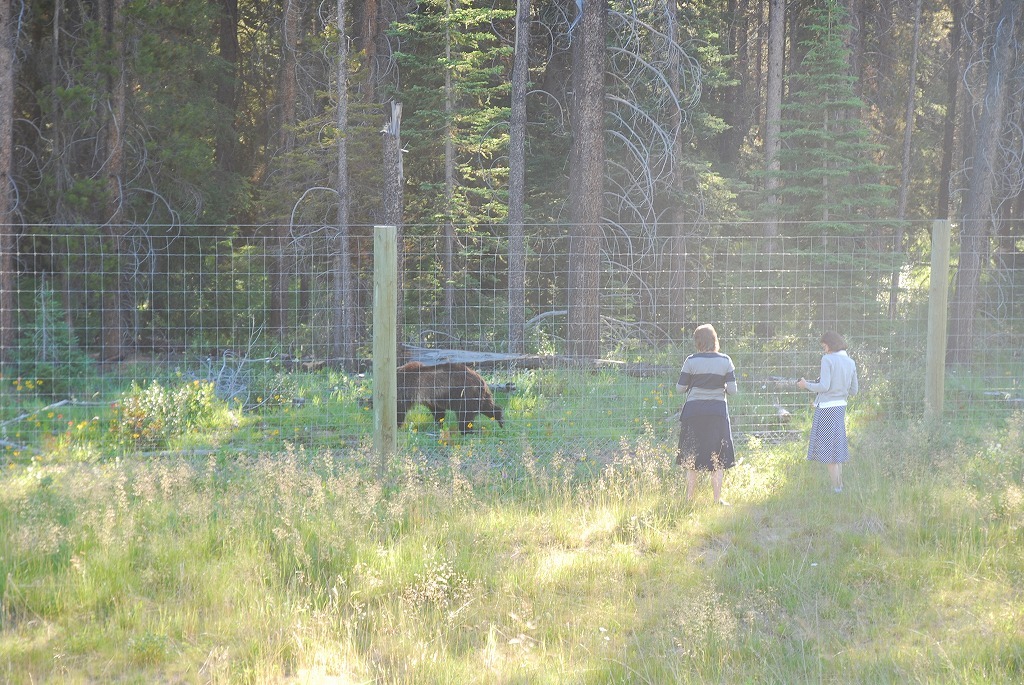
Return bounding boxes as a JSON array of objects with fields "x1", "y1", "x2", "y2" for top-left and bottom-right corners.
[{"x1": 807, "y1": 405, "x2": 850, "y2": 464}]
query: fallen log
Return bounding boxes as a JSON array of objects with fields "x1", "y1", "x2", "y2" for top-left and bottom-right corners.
[{"x1": 400, "y1": 346, "x2": 680, "y2": 376}]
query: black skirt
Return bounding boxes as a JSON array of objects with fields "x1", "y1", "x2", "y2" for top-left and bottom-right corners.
[{"x1": 677, "y1": 414, "x2": 736, "y2": 471}]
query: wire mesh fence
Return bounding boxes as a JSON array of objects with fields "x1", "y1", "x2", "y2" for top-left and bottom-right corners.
[{"x1": 2, "y1": 221, "x2": 1022, "y2": 461}]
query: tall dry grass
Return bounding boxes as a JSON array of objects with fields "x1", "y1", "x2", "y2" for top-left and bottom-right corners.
[{"x1": 2, "y1": 414, "x2": 1023, "y2": 683}]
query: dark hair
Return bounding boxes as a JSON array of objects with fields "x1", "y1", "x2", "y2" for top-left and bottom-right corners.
[
  {"x1": 694, "y1": 324, "x2": 720, "y2": 352},
  {"x1": 820, "y1": 331, "x2": 847, "y2": 351}
]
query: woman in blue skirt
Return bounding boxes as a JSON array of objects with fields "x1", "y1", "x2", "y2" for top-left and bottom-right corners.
[
  {"x1": 797, "y1": 331, "x2": 859, "y2": 493},
  {"x1": 676, "y1": 324, "x2": 737, "y2": 505}
]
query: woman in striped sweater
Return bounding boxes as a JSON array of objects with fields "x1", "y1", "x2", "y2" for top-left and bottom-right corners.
[{"x1": 676, "y1": 324, "x2": 737, "y2": 506}]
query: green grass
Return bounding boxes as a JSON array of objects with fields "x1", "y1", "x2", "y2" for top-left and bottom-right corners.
[
  {"x1": 0, "y1": 366, "x2": 698, "y2": 461},
  {"x1": 5, "y1": 356, "x2": 1019, "y2": 464},
  {"x1": 2, "y1": 409, "x2": 1023, "y2": 683}
]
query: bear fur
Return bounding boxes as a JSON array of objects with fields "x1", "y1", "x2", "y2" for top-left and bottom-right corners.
[{"x1": 396, "y1": 361, "x2": 505, "y2": 434}]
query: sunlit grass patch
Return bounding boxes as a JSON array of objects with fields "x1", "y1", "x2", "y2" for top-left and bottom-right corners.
[{"x1": 2, "y1": 412, "x2": 1024, "y2": 682}]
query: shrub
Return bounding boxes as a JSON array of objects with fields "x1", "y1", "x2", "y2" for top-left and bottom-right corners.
[{"x1": 110, "y1": 379, "x2": 220, "y2": 450}]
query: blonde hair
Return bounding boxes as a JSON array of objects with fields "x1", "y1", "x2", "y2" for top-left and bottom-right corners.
[{"x1": 693, "y1": 324, "x2": 720, "y2": 353}]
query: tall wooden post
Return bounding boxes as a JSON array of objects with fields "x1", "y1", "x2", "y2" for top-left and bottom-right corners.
[
  {"x1": 925, "y1": 219, "x2": 951, "y2": 420},
  {"x1": 373, "y1": 225, "x2": 398, "y2": 474}
]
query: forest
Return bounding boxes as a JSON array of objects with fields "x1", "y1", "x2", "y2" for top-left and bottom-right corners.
[
  {"x1": 4, "y1": 6, "x2": 1024, "y2": 679},
  {"x1": 0, "y1": 0, "x2": 1022, "y2": 370}
]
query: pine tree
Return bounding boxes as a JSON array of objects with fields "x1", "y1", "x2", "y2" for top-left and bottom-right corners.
[
  {"x1": 771, "y1": 0, "x2": 892, "y2": 235},
  {"x1": 391, "y1": 0, "x2": 514, "y2": 223},
  {"x1": 748, "y1": 0, "x2": 895, "y2": 334},
  {"x1": 389, "y1": 1, "x2": 515, "y2": 341}
]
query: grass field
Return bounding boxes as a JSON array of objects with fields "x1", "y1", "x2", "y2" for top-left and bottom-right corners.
[{"x1": 2, "y1": 407, "x2": 1023, "y2": 683}]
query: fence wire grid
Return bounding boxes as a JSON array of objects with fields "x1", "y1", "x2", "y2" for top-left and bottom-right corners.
[{"x1": 2, "y1": 221, "x2": 1022, "y2": 461}]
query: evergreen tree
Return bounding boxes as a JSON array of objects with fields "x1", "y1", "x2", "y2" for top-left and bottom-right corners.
[
  {"x1": 770, "y1": 0, "x2": 892, "y2": 235},
  {"x1": 391, "y1": 0, "x2": 514, "y2": 224},
  {"x1": 747, "y1": 0, "x2": 895, "y2": 335},
  {"x1": 389, "y1": 1, "x2": 515, "y2": 341}
]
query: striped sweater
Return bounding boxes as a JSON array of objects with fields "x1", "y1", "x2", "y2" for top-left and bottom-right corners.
[{"x1": 676, "y1": 352, "x2": 737, "y2": 403}]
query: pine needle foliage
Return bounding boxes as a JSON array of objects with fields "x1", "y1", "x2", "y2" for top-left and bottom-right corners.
[{"x1": 770, "y1": 0, "x2": 893, "y2": 235}]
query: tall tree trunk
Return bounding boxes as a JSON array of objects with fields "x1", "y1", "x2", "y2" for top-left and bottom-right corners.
[
  {"x1": 507, "y1": 0, "x2": 530, "y2": 354},
  {"x1": 763, "y1": 0, "x2": 785, "y2": 242},
  {"x1": 442, "y1": 0, "x2": 456, "y2": 340},
  {"x1": 888, "y1": 0, "x2": 923, "y2": 319},
  {"x1": 101, "y1": 0, "x2": 129, "y2": 361},
  {"x1": 333, "y1": 0, "x2": 358, "y2": 370},
  {"x1": 357, "y1": 0, "x2": 380, "y2": 101},
  {"x1": 665, "y1": 0, "x2": 690, "y2": 339},
  {"x1": 752, "y1": 0, "x2": 765, "y2": 130},
  {"x1": 270, "y1": 0, "x2": 301, "y2": 336},
  {"x1": 845, "y1": 0, "x2": 865, "y2": 98},
  {"x1": 213, "y1": 0, "x2": 239, "y2": 173},
  {"x1": 50, "y1": 0, "x2": 81, "y2": 342},
  {"x1": 718, "y1": 0, "x2": 749, "y2": 166},
  {"x1": 936, "y1": 0, "x2": 963, "y2": 218},
  {"x1": 566, "y1": 0, "x2": 606, "y2": 361},
  {"x1": 0, "y1": 0, "x2": 15, "y2": 361},
  {"x1": 947, "y1": 0, "x2": 1021, "y2": 365}
]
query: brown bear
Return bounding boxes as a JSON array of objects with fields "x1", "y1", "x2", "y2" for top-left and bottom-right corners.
[{"x1": 396, "y1": 361, "x2": 505, "y2": 434}]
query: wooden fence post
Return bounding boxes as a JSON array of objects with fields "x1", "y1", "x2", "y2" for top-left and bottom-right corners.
[
  {"x1": 373, "y1": 225, "x2": 398, "y2": 474},
  {"x1": 925, "y1": 219, "x2": 951, "y2": 421}
]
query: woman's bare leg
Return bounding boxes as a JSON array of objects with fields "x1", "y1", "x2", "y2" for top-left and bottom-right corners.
[
  {"x1": 711, "y1": 469, "x2": 726, "y2": 504},
  {"x1": 828, "y1": 463, "x2": 843, "y2": 491}
]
